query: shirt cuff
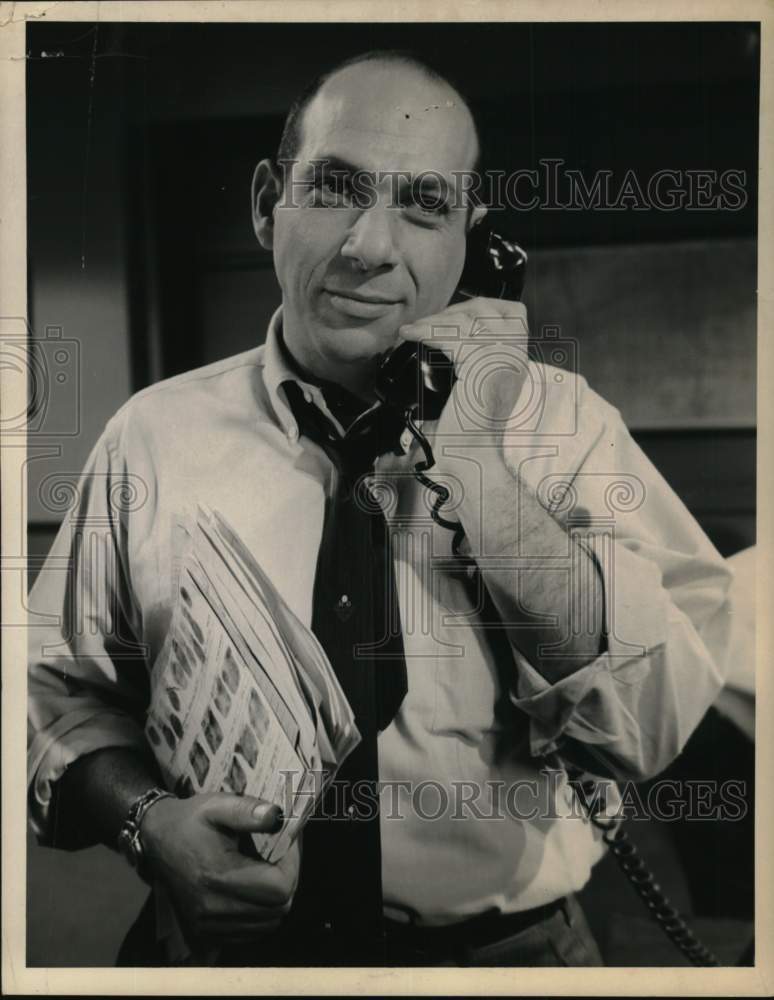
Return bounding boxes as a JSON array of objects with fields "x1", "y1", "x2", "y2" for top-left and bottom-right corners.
[
  {"x1": 28, "y1": 710, "x2": 149, "y2": 844},
  {"x1": 509, "y1": 538, "x2": 668, "y2": 758}
]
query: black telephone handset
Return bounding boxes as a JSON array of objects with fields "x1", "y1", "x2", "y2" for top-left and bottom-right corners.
[
  {"x1": 373, "y1": 227, "x2": 527, "y2": 423},
  {"x1": 370, "y1": 226, "x2": 527, "y2": 555}
]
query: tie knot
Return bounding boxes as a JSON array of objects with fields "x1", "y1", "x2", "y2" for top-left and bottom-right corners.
[{"x1": 283, "y1": 381, "x2": 404, "y2": 478}]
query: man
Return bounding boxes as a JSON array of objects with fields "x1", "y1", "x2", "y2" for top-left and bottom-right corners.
[{"x1": 27, "y1": 51, "x2": 732, "y2": 967}]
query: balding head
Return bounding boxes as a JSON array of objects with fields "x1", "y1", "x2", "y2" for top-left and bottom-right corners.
[{"x1": 277, "y1": 51, "x2": 480, "y2": 176}]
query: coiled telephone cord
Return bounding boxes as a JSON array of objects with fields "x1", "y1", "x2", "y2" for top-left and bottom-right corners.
[
  {"x1": 407, "y1": 413, "x2": 722, "y2": 968},
  {"x1": 572, "y1": 779, "x2": 720, "y2": 967},
  {"x1": 406, "y1": 410, "x2": 466, "y2": 556}
]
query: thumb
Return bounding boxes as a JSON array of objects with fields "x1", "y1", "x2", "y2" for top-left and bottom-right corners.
[{"x1": 203, "y1": 793, "x2": 284, "y2": 834}]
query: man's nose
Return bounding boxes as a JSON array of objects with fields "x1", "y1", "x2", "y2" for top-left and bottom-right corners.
[{"x1": 340, "y1": 205, "x2": 398, "y2": 271}]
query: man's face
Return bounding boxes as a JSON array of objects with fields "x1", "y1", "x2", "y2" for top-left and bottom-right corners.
[{"x1": 266, "y1": 61, "x2": 481, "y2": 391}]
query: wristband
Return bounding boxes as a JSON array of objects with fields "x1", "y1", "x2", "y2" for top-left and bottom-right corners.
[{"x1": 116, "y1": 787, "x2": 175, "y2": 881}]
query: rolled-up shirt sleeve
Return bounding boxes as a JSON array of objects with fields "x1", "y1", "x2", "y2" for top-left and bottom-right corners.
[
  {"x1": 504, "y1": 365, "x2": 733, "y2": 781},
  {"x1": 27, "y1": 417, "x2": 151, "y2": 843}
]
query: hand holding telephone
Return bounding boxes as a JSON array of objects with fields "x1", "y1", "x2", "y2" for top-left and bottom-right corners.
[
  {"x1": 373, "y1": 227, "x2": 528, "y2": 423},
  {"x1": 369, "y1": 226, "x2": 527, "y2": 554}
]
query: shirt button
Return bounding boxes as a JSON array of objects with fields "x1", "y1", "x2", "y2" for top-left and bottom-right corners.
[{"x1": 288, "y1": 426, "x2": 298, "y2": 442}]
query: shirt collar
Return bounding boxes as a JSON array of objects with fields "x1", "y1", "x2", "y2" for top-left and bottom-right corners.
[
  {"x1": 262, "y1": 305, "x2": 415, "y2": 454},
  {"x1": 262, "y1": 306, "x2": 347, "y2": 440}
]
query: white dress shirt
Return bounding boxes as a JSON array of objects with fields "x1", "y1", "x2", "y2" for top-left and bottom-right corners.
[{"x1": 27, "y1": 307, "x2": 732, "y2": 926}]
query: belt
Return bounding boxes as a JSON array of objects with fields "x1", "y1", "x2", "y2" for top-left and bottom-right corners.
[
  {"x1": 215, "y1": 898, "x2": 568, "y2": 967},
  {"x1": 383, "y1": 897, "x2": 567, "y2": 958}
]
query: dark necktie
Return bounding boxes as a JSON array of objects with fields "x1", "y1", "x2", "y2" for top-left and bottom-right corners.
[{"x1": 281, "y1": 379, "x2": 408, "y2": 965}]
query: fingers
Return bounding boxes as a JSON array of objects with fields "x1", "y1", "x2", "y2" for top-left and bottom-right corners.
[
  {"x1": 184, "y1": 854, "x2": 296, "y2": 942},
  {"x1": 401, "y1": 296, "x2": 527, "y2": 330},
  {"x1": 431, "y1": 297, "x2": 527, "y2": 318},
  {"x1": 209, "y1": 854, "x2": 296, "y2": 908},
  {"x1": 203, "y1": 793, "x2": 284, "y2": 835},
  {"x1": 401, "y1": 312, "x2": 529, "y2": 343},
  {"x1": 274, "y1": 838, "x2": 301, "y2": 886},
  {"x1": 399, "y1": 299, "x2": 529, "y2": 356}
]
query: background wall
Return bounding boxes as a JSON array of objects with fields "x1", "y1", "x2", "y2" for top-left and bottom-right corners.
[{"x1": 25, "y1": 20, "x2": 758, "y2": 966}]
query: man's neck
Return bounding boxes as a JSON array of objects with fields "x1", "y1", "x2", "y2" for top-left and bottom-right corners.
[{"x1": 277, "y1": 326, "x2": 374, "y2": 431}]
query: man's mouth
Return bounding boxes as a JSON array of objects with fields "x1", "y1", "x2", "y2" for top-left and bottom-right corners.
[{"x1": 322, "y1": 287, "x2": 402, "y2": 319}]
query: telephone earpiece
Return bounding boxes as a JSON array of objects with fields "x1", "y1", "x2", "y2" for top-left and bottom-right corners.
[
  {"x1": 374, "y1": 227, "x2": 527, "y2": 421},
  {"x1": 370, "y1": 227, "x2": 527, "y2": 555}
]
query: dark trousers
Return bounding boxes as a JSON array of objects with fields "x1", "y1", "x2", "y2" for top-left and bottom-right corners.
[{"x1": 117, "y1": 892, "x2": 603, "y2": 968}]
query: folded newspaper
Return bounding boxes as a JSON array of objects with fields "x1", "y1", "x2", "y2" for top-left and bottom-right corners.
[{"x1": 145, "y1": 504, "x2": 360, "y2": 959}]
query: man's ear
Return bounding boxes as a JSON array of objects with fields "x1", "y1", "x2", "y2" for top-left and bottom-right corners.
[
  {"x1": 467, "y1": 202, "x2": 488, "y2": 233},
  {"x1": 251, "y1": 158, "x2": 283, "y2": 249}
]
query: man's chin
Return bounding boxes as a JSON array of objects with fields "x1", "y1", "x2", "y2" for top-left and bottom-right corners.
[{"x1": 320, "y1": 320, "x2": 401, "y2": 363}]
